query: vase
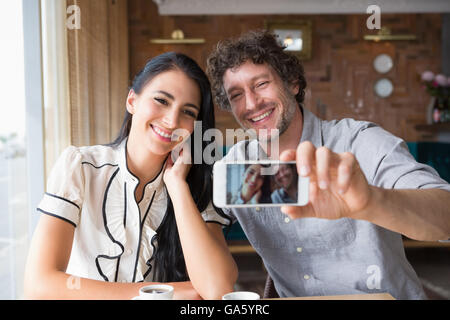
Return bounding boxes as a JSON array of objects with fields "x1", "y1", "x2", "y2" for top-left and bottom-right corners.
[
  {"x1": 433, "y1": 108, "x2": 441, "y2": 123},
  {"x1": 427, "y1": 96, "x2": 436, "y2": 124},
  {"x1": 436, "y1": 98, "x2": 447, "y2": 123}
]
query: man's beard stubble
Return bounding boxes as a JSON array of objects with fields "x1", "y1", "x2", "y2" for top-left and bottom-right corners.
[
  {"x1": 231, "y1": 84, "x2": 299, "y2": 144},
  {"x1": 260, "y1": 87, "x2": 298, "y2": 143}
]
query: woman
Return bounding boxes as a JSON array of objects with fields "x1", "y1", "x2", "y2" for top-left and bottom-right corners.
[
  {"x1": 24, "y1": 52, "x2": 238, "y2": 300},
  {"x1": 230, "y1": 164, "x2": 272, "y2": 204}
]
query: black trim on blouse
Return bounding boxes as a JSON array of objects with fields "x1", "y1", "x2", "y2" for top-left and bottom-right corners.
[
  {"x1": 37, "y1": 208, "x2": 77, "y2": 228},
  {"x1": 95, "y1": 167, "x2": 125, "y2": 282},
  {"x1": 81, "y1": 161, "x2": 118, "y2": 169},
  {"x1": 132, "y1": 190, "x2": 157, "y2": 282},
  {"x1": 44, "y1": 192, "x2": 80, "y2": 210},
  {"x1": 205, "y1": 220, "x2": 229, "y2": 227},
  {"x1": 123, "y1": 182, "x2": 127, "y2": 228},
  {"x1": 142, "y1": 196, "x2": 171, "y2": 281},
  {"x1": 142, "y1": 233, "x2": 158, "y2": 280}
]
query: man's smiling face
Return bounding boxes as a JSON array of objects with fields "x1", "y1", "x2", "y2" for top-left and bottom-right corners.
[{"x1": 223, "y1": 60, "x2": 299, "y2": 140}]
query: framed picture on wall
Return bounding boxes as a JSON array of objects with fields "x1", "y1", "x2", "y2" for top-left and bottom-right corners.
[{"x1": 265, "y1": 20, "x2": 312, "y2": 60}]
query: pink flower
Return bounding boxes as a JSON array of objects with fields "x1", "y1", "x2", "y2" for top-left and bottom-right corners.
[
  {"x1": 435, "y1": 74, "x2": 447, "y2": 86},
  {"x1": 421, "y1": 71, "x2": 434, "y2": 82}
]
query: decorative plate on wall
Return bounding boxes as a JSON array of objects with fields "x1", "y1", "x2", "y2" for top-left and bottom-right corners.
[
  {"x1": 373, "y1": 54, "x2": 393, "y2": 74},
  {"x1": 374, "y1": 78, "x2": 393, "y2": 98}
]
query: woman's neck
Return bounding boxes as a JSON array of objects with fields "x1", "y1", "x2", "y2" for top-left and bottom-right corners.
[{"x1": 126, "y1": 136, "x2": 167, "y2": 185}]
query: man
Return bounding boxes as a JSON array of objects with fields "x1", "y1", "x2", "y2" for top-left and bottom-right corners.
[
  {"x1": 206, "y1": 30, "x2": 450, "y2": 299},
  {"x1": 271, "y1": 164, "x2": 298, "y2": 204}
]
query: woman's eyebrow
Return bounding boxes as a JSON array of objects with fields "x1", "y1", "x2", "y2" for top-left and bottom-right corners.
[
  {"x1": 155, "y1": 90, "x2": 200, "y2": 111},
  {"x1": 154, "y1": 90, "x2": 174, "y2": 100},
  {"x1": 185, "y1": 103, "x2": 200, "y2": 111}
]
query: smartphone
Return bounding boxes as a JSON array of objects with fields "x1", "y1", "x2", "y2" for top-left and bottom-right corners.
[{"x1": 213, "y1": 161, "x2": 309, "y2": 208}]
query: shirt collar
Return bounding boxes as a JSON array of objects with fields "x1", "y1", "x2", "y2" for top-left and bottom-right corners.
[{"x1": 116, "y1": 137, "x2": 165, "y2": 191}]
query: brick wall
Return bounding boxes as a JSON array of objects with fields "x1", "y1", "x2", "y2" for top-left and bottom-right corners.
[{"x1": 128, "y1": 0, "x2": 442, "y2": 142}]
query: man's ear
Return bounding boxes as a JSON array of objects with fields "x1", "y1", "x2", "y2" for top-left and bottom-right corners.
[
  {"x1": 289, "y1": 81, "x2": 300, "y2": 96},
  {"x1": 126, "y1": 89, "x2": 137, "y2": 114}
]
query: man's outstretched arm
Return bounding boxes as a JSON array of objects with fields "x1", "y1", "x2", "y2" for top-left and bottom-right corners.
[{"x1": 280, "y1": 142, "x2": 450, "y2": 241}]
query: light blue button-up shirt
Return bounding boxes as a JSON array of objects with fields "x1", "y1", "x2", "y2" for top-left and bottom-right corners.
[
  {"x1": 271, "y1": 188, "x2": 296, "y2": 204},
  {"x1": 221, "y1": 108, "x2": 450, "y2": 299}
]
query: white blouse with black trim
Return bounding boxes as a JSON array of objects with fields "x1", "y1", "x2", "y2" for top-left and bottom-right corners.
[{"x1": 37, "y1": 139, "x2": 231, "y2": 283}]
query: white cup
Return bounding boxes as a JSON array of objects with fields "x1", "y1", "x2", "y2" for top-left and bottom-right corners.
[
  {"x1": 222, "y1": 291, "x2": 260, "y2": 300},
  {"x1": 138, "y1": 284, "x2": 174, "y2": 300}
]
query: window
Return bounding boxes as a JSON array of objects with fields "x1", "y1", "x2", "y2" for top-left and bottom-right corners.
[
  {"x1": 0, "y1": 0, "x2": 28, "y2": 299},
  {"x1": 0, "y1": 0, "x2": 47, "y2": 299},
  {"x1": 41, "y1": 0, "x2": 71, "y2": 178},
  {"x1": 0, "y1": 0, "x2": 128, "y2": 299}
]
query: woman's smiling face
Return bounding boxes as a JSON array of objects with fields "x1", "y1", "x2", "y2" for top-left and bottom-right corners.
[
  {"x1": 126, "y1": 68, "x2": 201, "y2": 156},
  {"x1": 241, "y1": 164, "x2": 264, "y2": 199}
]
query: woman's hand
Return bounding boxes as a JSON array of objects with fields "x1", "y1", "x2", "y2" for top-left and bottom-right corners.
[
  {"x1": 250, "y1": 190, "x2": 262, "y2": 204},
  {"x1": 163, "y1": 144, "x2": 192, "y2": 191}
]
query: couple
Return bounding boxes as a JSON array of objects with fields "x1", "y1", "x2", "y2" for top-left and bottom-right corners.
[
  {"x1": 25, "y1": 30, "x2": 450, "y2": 300},
  {"x1": 230, "y1": 163, "x2": 298, "y2": 205}
]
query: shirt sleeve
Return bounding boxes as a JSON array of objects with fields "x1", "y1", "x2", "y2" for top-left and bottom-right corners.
[
  {"x1": 37, "y1": 146, "x2": 85, "y2": 227},
  {"x1": 200, "y1": 201, "x2": 233, "y2": 227},
  {"x1": 351, "y1": 124, "x2": 450, "y2": 192}
]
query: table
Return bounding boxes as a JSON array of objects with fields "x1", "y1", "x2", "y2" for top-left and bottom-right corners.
[{"x1": 266, "y1": 293, "x2": 395, "y2": 300}]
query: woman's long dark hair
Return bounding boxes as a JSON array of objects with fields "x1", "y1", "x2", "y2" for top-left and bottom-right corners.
[
  {"x1": 259, "y1": 176, "x2": 273, "y2": 204},
  {"x1": 110, "y1": 52, "x2": 217, "y2": 282}
]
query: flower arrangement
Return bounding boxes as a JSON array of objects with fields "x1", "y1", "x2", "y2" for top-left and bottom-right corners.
[
  {"x1": 420, "y1": 71, "x2": 450, "y2": 123},
  {"x1": 421, "y1": 71, "x2": 450, "y2": 99}
]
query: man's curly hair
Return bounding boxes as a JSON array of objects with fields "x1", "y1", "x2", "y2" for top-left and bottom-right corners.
[{"x1": 206, "y1": 30, "x2": 307, "y2": 111}]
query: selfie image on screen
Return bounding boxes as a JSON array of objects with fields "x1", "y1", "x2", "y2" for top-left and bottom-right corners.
[{"x1": 226, "y1": 163, "x2": 299, "y2": 205}]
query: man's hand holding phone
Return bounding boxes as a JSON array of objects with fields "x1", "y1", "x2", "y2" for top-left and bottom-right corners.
[
  {"x1": 280, "y1": 141, "x2": 373, "y2": 220},
  {"x1": 213, "y1": 161, "x2": 309, "y2": 208}
]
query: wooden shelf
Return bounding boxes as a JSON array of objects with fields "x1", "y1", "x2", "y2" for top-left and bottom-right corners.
[
  {"x1": 415, "y1": 122, "x2": 450, "y2": 132},
  {"x1": 227, "y1": 240, "x2": 255, "y2": 254},
  {"x1": 227, "y1": 239, "x2": 450, "y2": 253},
  {"x1": 403, "y1": 239, "x2": 450, "y2": 249},
  {"x1": 229, "y1": 244, "x2": 256, "y2": 254}
]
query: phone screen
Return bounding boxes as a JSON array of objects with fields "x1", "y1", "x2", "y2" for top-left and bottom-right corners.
[{"x1": 225, "y1": 162, "x2": 301, "y2": 205}]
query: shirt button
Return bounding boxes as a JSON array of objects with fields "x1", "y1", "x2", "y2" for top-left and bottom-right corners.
[
  {"x1": 296, "y1": 247, "x2": 303, "y2": 253},
  {"x1": 284, "y1": 217, "x2": 290, "y2": 223},
  {"x1": 126, "y1": 248, "x2": 133, "y2": 255},
  {"x1": 303, "y1": 274, "x2": 310, "y2": 280}
]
